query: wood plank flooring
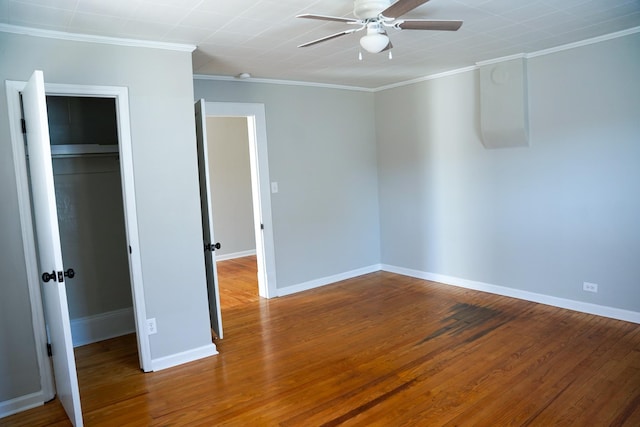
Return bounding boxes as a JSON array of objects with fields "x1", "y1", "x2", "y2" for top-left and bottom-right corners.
[{"x1": 3, "y1": 256, "x2": 640, "y2": 426}]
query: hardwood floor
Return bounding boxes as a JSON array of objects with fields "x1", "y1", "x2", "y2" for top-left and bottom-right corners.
[{"x1": 3, "y1": 256, "x2": 640, "y2": 426}]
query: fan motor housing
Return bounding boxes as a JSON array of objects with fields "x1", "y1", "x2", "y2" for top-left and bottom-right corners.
[{"x1": 354, "y1": 0, "x2": 391, "y2": 19}]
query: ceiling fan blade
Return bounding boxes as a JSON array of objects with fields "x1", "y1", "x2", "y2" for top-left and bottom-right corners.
[
  {"x1": 296, "y1": 14, "x2": 360, "y2": 24},
  {"x1": 396, "y1": 19, "x2": 463, "y2": 31},
  {"x1": 298, "y1": 29, "x2": 357, "y2": 48},
  {"x1": 381, "y1": 0, "x2": 431, "y2": 19}
]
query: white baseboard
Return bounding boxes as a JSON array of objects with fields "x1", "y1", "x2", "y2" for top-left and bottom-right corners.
[
  {"x1": 0, "y1": 391, "x2": 46, "y2": 420},
  {"x1": 277, "y1": 264, "x2": 382, "y2": 297},
  {"x1": 70, "y1": 307, "x2": 135, "y2": 347},
  {"x1": 382, "y1": 264, "x2": 640, "y2": 324},
  {"x1": 151, "y1": 343, "x2": 218, "y2": 371},
  {"x1": 215, "y1": 249, "x2": 257, "y2": 261}
]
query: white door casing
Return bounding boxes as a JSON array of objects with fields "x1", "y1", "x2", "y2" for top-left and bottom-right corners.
[
  {"x1": 195, "y1": 99, "x2": 224, "y2": 339},
  {"x1": 21, "y1": 70, "x2": 83, "y2": 427},
  {"x1": 42, "y1": 82, "x2": 151, "y2": 371}
]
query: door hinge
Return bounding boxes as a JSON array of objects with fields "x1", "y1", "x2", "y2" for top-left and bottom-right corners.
[
  {"x1": 21, "y1": 118, "x2": 26, "y2": 134},
  {"x1": 129, "y1": 245, "x2": 132, "y2": 254},
  {"x1": 260, "y1": 223, "x2": 264, "y2": 230},
  {"x1": 47, "y1": 343, "x2": 52, "y2": 357}
]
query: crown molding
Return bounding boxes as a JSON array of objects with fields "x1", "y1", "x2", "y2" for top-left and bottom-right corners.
[
  {"x1": 526, "y1": 26, "x2": 640, "y2": 59},
  {"x1": 476, "y1": 53, "x2": 527, "y2": 67},
  {"x1": 0, "y1": 24, "x2": 196, "y2": 52},
  {"x1": 193, "y1": 74, "x2": 374, "y2": 92},
  {"x1": 373, "y1": 65, "x2": 478, "y2": 92}
]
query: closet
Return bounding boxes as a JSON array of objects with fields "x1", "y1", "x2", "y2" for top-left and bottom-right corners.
[{"x1": 46, "y1": 95, "x2": 134, "y2": 347}]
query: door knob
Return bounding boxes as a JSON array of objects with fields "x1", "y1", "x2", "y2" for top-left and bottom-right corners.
[
  {"x1": 42, "y1": 270, "x2": 56, "y2": 283},
  {"x1": 204, "y1": 242, "x2": 221, "y2": 252},
  {"x1": 42, "y1": 269, "x2": 75, "y2": 282}
]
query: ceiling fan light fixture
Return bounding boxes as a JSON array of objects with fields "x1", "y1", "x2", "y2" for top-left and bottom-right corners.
[
  {"x1": 359, "y1": 32, "x2": 389, "y2": 53},
  {"x1": 297, "y1": 0, "x2": 463, "y2": 55}
]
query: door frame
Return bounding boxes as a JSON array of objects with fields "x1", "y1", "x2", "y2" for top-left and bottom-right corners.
[
  {"x1": 204, "y1": 102, "x2": 277, "y2": 298},
  {"x1": 6, "y1": 81, "x2": 152, "y2": 393}
]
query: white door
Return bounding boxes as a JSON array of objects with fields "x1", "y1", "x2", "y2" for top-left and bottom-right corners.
[
  {"x1": 22, "y1": 70, "x2": 83, "y2": 426},
  {"x1": 195, "y1": 99, "x2": 224, "y2": 339}
]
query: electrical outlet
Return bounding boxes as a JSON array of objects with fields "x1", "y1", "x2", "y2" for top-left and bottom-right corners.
[
  {"x1": 147, "y1": 318, "x2": 157, "y2": 335},
  {"x1": 583, "y1": 282, "x2": 598, "y2": 293}
]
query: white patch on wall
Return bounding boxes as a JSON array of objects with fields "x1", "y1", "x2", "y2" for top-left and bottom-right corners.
[{"x1": 478, "y1": 56, "x2": 530, "y2": 149}]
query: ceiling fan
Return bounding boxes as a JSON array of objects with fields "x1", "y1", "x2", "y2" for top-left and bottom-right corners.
[{"x1": 297, "y1": 0, "x2": 462, "y2": 55}]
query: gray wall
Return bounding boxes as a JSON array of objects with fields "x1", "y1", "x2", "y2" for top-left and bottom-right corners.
[
  {"x1": 375, "y1": 33, "x2": 640, "y2": 312},
  {"x1": 0, "y1": 31, "x2": 213, "y2": 404},
  {"x1": 53, "y1": 156, "x2": 132, "y2": 319},
  {"x1": 206, "y1": 117, "x2": 255, "y2": 257},
  {"x1": 194, "y1": 81, "x2": 381, "y2": 288}
]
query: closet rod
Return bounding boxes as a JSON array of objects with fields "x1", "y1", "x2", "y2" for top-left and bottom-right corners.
[{"x1": 51, "y1": 152, "x2": 120, "y2": 159}]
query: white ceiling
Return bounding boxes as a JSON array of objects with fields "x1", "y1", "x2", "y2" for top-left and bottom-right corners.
[{"x1": 1, "y1": 0, "x2": 639, "y2": 89}]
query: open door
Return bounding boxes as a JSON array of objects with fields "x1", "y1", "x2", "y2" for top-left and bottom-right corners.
[
  {"x1": 195, "y1": 99, "x2": 223, "y2": 339},
  {"x1": 22, "y1": 70, "x2": 83, "y2": 426}
]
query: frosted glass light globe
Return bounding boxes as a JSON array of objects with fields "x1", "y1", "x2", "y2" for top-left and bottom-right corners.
[{"x1": 359, "y1": 32, "x2": 389, "y2": 53}]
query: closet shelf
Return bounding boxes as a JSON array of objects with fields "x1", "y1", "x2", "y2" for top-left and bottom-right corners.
[{"x1": 50, "y1": 144, "x2": 119, "y2": 158}]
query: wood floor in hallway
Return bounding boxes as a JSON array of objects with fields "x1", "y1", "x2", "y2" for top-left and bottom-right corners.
[{"x1": 3, "y1": 256, "x2": 640, "y2": 426}]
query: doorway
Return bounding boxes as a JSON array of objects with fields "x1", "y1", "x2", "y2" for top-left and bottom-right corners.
[
  {"x1": 195, "y1": 100, "x2": 277, "y2": 341},
  {"x1": 202, "y1": 102, "x2": 277, "y2": 300},
  {"x1": 205, "y1": 116, "x2": 259, "y2": 304},
  {"x1": 47, "y1": 96, "x2": 135, "y2": 349},
  {"x1": 6, "y1": 74, "x2": 150, "y2": 425}
]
